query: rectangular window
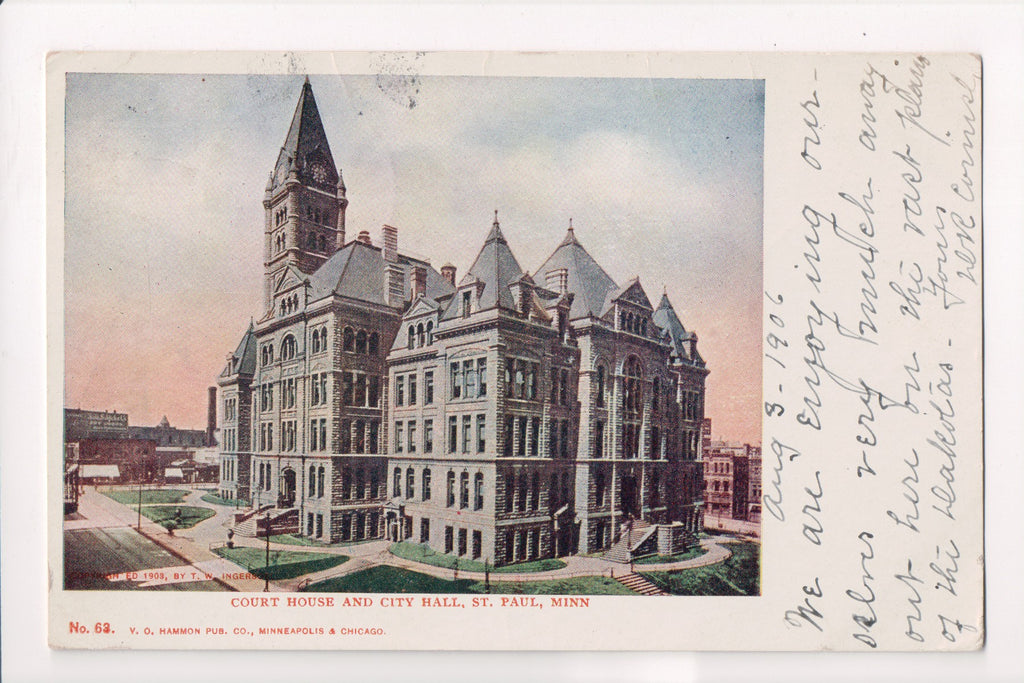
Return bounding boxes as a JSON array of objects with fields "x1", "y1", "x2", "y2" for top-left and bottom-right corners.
[
  {"x1": 408, "y1": 421, "x2": 417, "y2": 453},
  {"x1": 316, "y1": 514, "x2": 323, "y2": 538},
  {"x1": 368, "y1": 375, "x2": 380, "y2": 408},
  {"x1": 420, "y1": 518, "x2": 430, "y2": 543},
  {"x1": 476, "y1": 414, "x2": 486, "y2": 453},
  {"x1": 319, "y1": 419, "x2": 327, "y2": 453},
  {"x1": 408, "y1": 374, "x2": 417, "y2": 405},
  {"x1": 560, "y1": 369, "x2": 569, "y2": 405},
  {"x1": 450, "y1": 362, "x2": 461, "y2": 399},
  {"x1": 472, "y1": 530, "x2": 482, "y2": 559},
  {"x1": 444, "y1": 526, "x2": 454, "y2": 553},
  {"x1": 464, "y1": 360, "x2": 476, "y2": 398},
  {"x1": 395, "y1": 421, "x2": 403, "y2": 452},
  {"x1": 448, "y1": 416, "x2": 458, "y2": 453},
  {"x1": 550, "y1": 368, "x2": 558, "y2": 403},
  {"x1": 422, "y1": 469, "x2": 431, "y2": 500},
  {"x1": 354, "y1": 373, "x2": 366, "y2": 407},
  {"x1": 504, "y1": 417, "x2": 514, "y2": 457},
  {"x1": 595, "y1": 420, "x2": 604, "y2": 458},
  {"x1": 477, "y1": 359, "x2": 487, "y2": 396},
  {"x1": 395, "y1": 376, "x2": 405, "y2": 407},
  {"x1": 462, "y1": 291, "x2": 471, "y2": 318},
  {"x1": 368, "y1": 421, "x2": 379, "y2": 454},
  {"x1": 530, "y1": 417, "x2": 540, "y2": 457},
  {"x1": 447, "y1": 471, "x2": 455, "y2": 507},
  {"x1": 560, "y1": 420, "x2": 569, "y2": 459},
  {"x1": 458, "y1": 528, "x2": 467, "y2": 556},
  {"x1": 423, "y1": 420, "x2": 433, "y2": 453},
  {"x1": 462, "y1": 415, "x2": 471, "y2": 454},
  {"x1": 517, "y1": 416, "x2": 527, "y2": 456},
  {"x1": 424, "y1": 371, "x2": 434, "y2": 404},
  {"x1": 460, "y1": 472, "x2": 470, "y2": 509},
  {"x1": 339, "y1": 419, "x2": 351, "y2": 453}
]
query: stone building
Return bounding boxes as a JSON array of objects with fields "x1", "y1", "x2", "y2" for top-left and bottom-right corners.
[
  {"x1": 702, "y1": 418, "x2": 757, "y2": 523},
  {"x1": 218, "y1": 79, "x2": 708, "y2": 564}
]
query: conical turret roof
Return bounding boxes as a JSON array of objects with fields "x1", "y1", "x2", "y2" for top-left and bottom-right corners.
[{"x1": 534, "y1": 223, "x2": 617, "y2": 320}]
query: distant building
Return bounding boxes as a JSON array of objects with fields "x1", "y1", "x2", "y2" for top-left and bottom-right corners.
[
  {"x1": 701, "y1": 418, "x2": 758, "y2": 524},
  {"x1": 65, "y1": 408, "x2": 128, "y2": 441},
  {"x1": 746, "y1": 445, "x2": 762, "y2": 523},
  {"x1": 128, "y1": 416, "x2": 209, "y2": 448}
]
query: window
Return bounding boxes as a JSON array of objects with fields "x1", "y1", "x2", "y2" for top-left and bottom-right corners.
[
  {"x1": 549, "y1": 368, "x2": 558, "y2": 403},
  {"x1": 281, "y1": 335, "x2": 297, "y2": 361},
  {"x1": 446, "y1": 471, "x2": 455, "y2": 507},
  {"x1": 283, "y1": 378, "x2": 296, "y2": 408},
  {"x1": 319, "y1": 419, "x2": 327, "y2": 453},
  {"x1": 448, "y1": 417, "x2": 458, "y2": 453},
  {"x1": 595, "y1": 420, "x2": 605, "y2": 458},
  {"x1": 422, "y1": 468, "x2": 431, "y2": 500},
  {"x1": 408, "y1": 374, "x2": 417, "y2": 405},
  {"x1": 462, "y1": 291, "x2": 471, "y2": 318},
  {"x1": 450, "y1": 362, "x2": 462, "y2": 399},
  {"x1": 460, "y1": 472, "x2": 470, "y2": 509},
  {"x1": 308, "y1": 465, "x2": 316, "y2": 497},
  {"x1": 464, "y1": 360, "x2": 476, "y2": 398},
  {"x1": 355, "y1": 468, "x2": 364, "y2": 499},
  {"x1": 596, "y1": 365, "x2": 606, "y2": 407},
  {"x1": 368, "y1": 332, "x2": 379, "y2": 355},
  {"x1": 477, "y1": 359, "x2": 487, "y2": 396},
  {"x1": 517, "y1": 416, "x2": 527, "y2": 456},
  {"x1": 354, "y1": 374, "x2": 366, "y2": 407},
  {"x1": 530, "y1": 417, "x2": 540, "y2": 456},
  {"x1": 560, "y1": 421, "x2": 569, "y2": 459},
  {"x1": 476, "y1": 415, "x2": 486, "y2": 453},
  {"x1": 424, "y1": 371, "x2": 434, "y2": 404},
  {"x1": 424, "y1": 420, "x2": 433, "y2": 453},
  {"x1": 504, "y1": 416, "x2": 514, "y2": 457},
  {"x1": 420, "y1": 518, "x2": 430, "y2": 543},
  {"x1": 356, "y1": 330, "x2": 367, "y2": 354},
  {"x1": 462, "y1": 415, "x2": 471, "y2": 453},
  {"x1": 651, "y1": 427, "x2": 661, "y2": 459},
  {"x1": 407, "y1": 326, "x2": 415, "y2": 350},
  {"x1": 317, "y1": 466, "x2": 325, "y2": 498},
  {"x1": 548, "y1": 419, "x2": 557, "y2": 458},
  {"x1": 652, "y1": 377, "x2": 661, "y2": 411},
  {"x1": 559, "y1": 369, "x2": 569, "y2": 405},
  {"x1": 394, "y1": 421, "x2": 403, "y2": 453},
  {"x1": 368, "y1": 375, "x2": 380, "y2": 408},
  {"x1": 395, "y1": 376, "x2": 405, "y2": 407},
  {"x1": 517, "y1": 474, "x2": 527, "y2": 512},
  {"x1": 595, "y1": 470, "x2": 605, "y2": 507},
  {"x1": 393, "y1": 467, "x2": 402, "y2": 497},
  {"x1": 474, "y1": 473, "x2": 484, "y2": 510},
  {"x1": 514, "y1": 361, "x2": 525, "y2": 399},
  {"x1": 343, "y1": 327, "x2": 354, "y2": 352},
  {"x1": 407, "y1": 421, "x2": 416, "y2": 453},
  {"x1": 445, "y1": 526, "x2": 454, "y2": 553},
  {"x1": 458, "y1": 528, "x2": 467, "y2": 556},
  {"x1": 472, "y1": 530, "x2": 482, "y2": 559},
  {"x1": 406, "y1": 468, "x2": 415, "y2": 499},
  {"x1": 505, "y1": 471, "x2": 515, "y2": 512},
  {"x1": 316, "y1": 514, "x2": 323, "y2": 538},
  {"x1": 531, "y1": 472, "x2": 540, "y2": 511},
  {"x1": 353, "y1": 420, "x2": 365, "y2": 453}
]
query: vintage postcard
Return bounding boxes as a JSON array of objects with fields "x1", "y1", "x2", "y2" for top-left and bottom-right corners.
[{"x1": 47, "y1": 51, "x2": 982, "y2": 650}]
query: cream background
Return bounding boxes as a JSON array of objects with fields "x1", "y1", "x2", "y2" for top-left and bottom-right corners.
[{"x1": 3, "y1": 3, "x2": 1023, "y2": 682}]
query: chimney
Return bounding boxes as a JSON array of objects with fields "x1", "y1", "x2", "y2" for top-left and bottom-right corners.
[
  {"x1": 412, "y1": 265, "x2": 427, "y2": 299},
  {"x1": 441, "y1": 262, "x2": 456, "y2": 287},
  {"x1": 357, "y1": 230, "x2": 372, "y2": 245},
  {"x1": 382, "y1": 224, "x2": 398, "y2": 263},
  {"x1": 206, "y1": 386, "x2": 217, "y2": 447},
  {"x1": 545, "y1": 267, "x2": 568, "y2": 294}
]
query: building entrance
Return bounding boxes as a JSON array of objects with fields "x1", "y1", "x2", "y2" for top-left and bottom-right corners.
[
  {"x1": 621, "y1": 475, "x2": 640, "y2": 518},
  {"x1": 280, "y1": 468, "x2": 296, "y2": 507}
]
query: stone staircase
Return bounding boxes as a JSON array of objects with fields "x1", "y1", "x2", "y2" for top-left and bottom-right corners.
[
  {"x1": 233, "y1": 506, "x2": 298, "y2": 537},
  {"x1": 615, "y1": 572, "x2": 668, "y2": 596},
  {"x1": 604, "y1": 521, "x2": 658, "y2": 564}
]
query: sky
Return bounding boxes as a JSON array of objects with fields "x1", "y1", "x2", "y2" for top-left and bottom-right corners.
[{"x1": 64, "y1": 73, "x2": 763, "y2": 444}]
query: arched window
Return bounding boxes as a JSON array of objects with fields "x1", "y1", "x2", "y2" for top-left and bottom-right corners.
[
  {"x1": 422, "y1": 468, "x2": 431, "y2": 500},
  {"x1": 460, "y1": 472, "x2": 470, "y2": 509},
  {"x1": 596, "y1": 364, "x2": 606, "y2": 407},
  {"x1": 417, "y1": 323, "x2": 425, "y2": 348},
  {"x1": 281, "y1": 335, "x2": 296, "y2": 361},
  {"x1": 317, "y1": 466, "x2": 325, "y2": 498},
  {"x1": 407, "y1": 326, "x2": 415, "y2": 350},
  {"x1": 355, "y1": 330, "x2": 367, "y2": 354},
  {"x1": 343, "y1": 327, "x2": 354, "y2": 352},
  {"x1": 426, "y1": 321, "x2": 433, "y2": 345},
  {"x1": 640, "y1": 319, "x2": 647, "y2": 336},
  {"x1": 624, "y1": 357, "x2": 644, "y2": 415},
  {"x1": 308, "y1": 465, "x2": 316, "y2": 497},
  {"x1": 446, "y1": 471, "x2": 455, "y2": 507},
  {"x1": 368, "y1": 332, "x2": 379, "y2": 355},
  {"x1": 393, "y1": 467, "x2": 402, "y2": 498},
  {"x1": 406, "y1": 467, "x2": 415, "y2": 499}
]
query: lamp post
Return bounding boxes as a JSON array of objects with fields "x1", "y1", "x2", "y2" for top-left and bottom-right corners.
[
  {"x1": 264, "y1": 511, "x2": 271, "y2": 592},
  {"x1": 137, "y1": 478, "x2": 142, "y2": 531}
]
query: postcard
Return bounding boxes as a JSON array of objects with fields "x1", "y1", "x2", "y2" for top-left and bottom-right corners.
[{"x1": 47, "y1": 51, "x2": 982, "y2": 651}]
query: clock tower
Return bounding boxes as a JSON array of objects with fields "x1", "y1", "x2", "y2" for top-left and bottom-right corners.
[{"x1": 262, "y1": 77, "x2": 348, "y2": 312}]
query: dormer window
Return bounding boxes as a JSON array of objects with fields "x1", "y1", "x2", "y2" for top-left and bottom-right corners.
[{"x1": 461, "y1": 291, "x2": 472, "y2": 318}]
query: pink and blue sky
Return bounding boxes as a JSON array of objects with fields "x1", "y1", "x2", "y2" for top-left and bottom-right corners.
[{"x1": 64, "y1": 73, "x2": 763, "y2": 444}]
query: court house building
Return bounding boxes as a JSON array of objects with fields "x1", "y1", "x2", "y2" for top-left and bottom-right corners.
[{"x1": 218, "y1": 80, "x2": 708, "y2": 565}]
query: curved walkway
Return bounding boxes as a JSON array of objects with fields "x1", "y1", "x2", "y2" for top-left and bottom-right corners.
[{"x1": 156, "y1": 491, "x2": 746, "y2": 592}]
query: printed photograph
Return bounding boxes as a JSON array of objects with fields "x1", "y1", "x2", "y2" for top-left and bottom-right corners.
[{"x1": 62, "y1": 69, "x2": 764, "y2": 597}]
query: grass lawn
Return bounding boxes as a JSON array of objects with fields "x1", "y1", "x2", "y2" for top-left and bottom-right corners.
[
  {"x1": 633, "y1": 545, "x2": 708, "y2": 565},
  {"x1": 139, "y1": 505, "x2": 215, "y2": 530},
  {"x1": 213, "y1": 546, "x2": 349, "y2": 581},
  {"x1": 302, "y1": 565, "x2": 636, "y2": 595},
  {"x1": 390, "y1": 542, "x2": 566, "y2": 574},
  {"x1": 100, "y1": 487, "x2": 191, "y2": 506},
  {"x1": 200, "y1": 492, "x2": 240, "y2": 507},
  {"x1": 268, "y1": 533, "x2": 351, "y2": 549},
  {"x1": 639, "y1": 541, "x2": 760, "y2": 596}
]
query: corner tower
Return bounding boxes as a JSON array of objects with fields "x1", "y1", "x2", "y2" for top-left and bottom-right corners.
[{"x1": 262, "y1": 77, "x2": 348, "y2": 311}]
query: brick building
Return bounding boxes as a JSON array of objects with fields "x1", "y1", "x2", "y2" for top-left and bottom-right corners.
[
  {"x1": 218, "y1": 79, "x2": 708, "y2": 564},
  {"x1": 701, "y1": 418, "x2": 759, "y2": 524}
]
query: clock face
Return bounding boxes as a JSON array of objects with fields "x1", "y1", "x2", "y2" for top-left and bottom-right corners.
[{"x1": 311, "y1": 162, "x2": 328, "y2": 184}]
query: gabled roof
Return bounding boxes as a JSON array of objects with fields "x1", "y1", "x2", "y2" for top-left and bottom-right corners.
[
  {"x1": 534, "y1": 225, "x2": 618, "y2": 320},
  {"x1": 223, "y1": 321, "x2": 257, "y2": 377},
  {"x1": 653, "y1": 293, "x2": 705, "y2": 366},
  {"x1": 602, "y1": 277, "x2": 653, "y2": 315},
  {"x1": 445, "y1": 217, "x2": 525, "y2": 317},
  {"x1": 272, "y1": 78, "x2": 339, "y2": 191}
]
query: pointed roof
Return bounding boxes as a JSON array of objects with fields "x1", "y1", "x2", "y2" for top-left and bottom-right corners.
[
  {"x1": 534, "y1": 224, "x2": 618, "y2": 320},
  {"x1": 223, "y1": 322, "x2": 257, "y2": 377},
  {"x1": 653, "y1": 293, "x2": 705, "y2": 366},
  {"x1": 272, "y1": 78, "x2": 339, "y2": 190},
  {"x1": 447, "y1": 214, "x2": 526, "y2": 316}
]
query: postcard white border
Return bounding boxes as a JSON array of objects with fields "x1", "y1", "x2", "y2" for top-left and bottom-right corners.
[{"x1": 3, "y1": 1, "x2": 1023, "y2": 681}]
